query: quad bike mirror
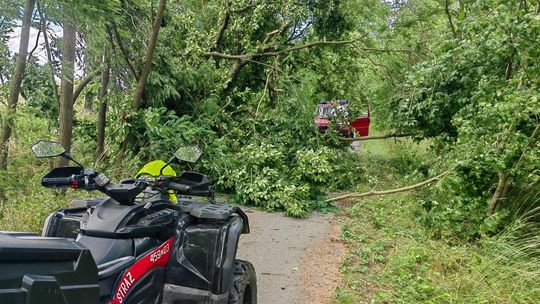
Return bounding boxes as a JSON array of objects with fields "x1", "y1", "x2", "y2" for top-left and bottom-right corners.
[
  {"x1": 174, "y1": 145, "x2": 203, "y2": 163},
  {"x1": 31, "y1": 140, "x2": 66, "y2": 158}
]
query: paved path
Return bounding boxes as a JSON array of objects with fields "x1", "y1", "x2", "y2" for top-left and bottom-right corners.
[{"x1": 236, "y1": 209, "x2": 337, "y2": 304}]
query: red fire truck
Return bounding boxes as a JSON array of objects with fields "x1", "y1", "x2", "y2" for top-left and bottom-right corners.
[{"x1": 314, "y1": 100, "x2": 370, "y2": 138}]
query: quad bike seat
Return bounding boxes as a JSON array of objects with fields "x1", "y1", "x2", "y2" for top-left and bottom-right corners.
[
  {"x1": 0, "y1": 232, "x2": 87, "y2": 262},
  {"x1": 0, "y1": 232, "x2": 100, "y2": 304},
  {"x1": 0, "y1": 233, "x2": 145, "y2": 301},
  {"x1": 77, "y1": 235, "x2": 133, "y2": 265}
]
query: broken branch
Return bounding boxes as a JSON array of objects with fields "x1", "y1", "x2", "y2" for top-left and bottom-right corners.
[
  {"x1": 206, "y1": 42, "x2": 415, "y2": 60},
  {"x1": 111, "y1": 24, "x2": 140, "y2": 81},
  {"x1": 27, "y1": 24, "x2": 41, "y2": 60},
  {"x1": 325, "y1": 171, "x2": 449, "y2": 204},
  {"x1": 206, "y1": 39, "x2": 361, "y2": 60},
  {"x1": 72, "y1": 71, "x2": 98, "y2": 105},
  {"x1": 340, "y1": 133, "x2": 412, "y2": 141},
  {"x1": 212, "y1": 0, "x2": 231, "y2": 51}
]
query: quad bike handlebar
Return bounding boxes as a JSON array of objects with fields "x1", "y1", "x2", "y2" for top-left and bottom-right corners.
[
  {"x1": 42, "y1": 176, "x2": 74, "y2": 186},
  {"x1": 168, "y1": 181, "x2": 191, "y2": 192},
  {"x1": 33, "y1": 140, "x2": 213, "y2": 204},
  {"x1": 41, "y1": 169, "x2": 205, "y2": 205}
]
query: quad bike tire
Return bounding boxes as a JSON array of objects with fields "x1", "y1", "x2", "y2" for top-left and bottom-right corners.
[{"x1": 228, "y1": 260, "x2": 257, "y2": 304}]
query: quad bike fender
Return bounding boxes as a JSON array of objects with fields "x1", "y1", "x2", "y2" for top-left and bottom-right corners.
[
  {"x1": 164, "y1": 215, "x2": 244, "y2": 302},
  {"x1": 216, "y1": 216, "x2": 244, "y2": 293}
]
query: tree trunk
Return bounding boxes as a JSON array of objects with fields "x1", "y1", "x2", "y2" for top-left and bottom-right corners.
[
  {"x1": 487, "y1": 171, "x2": 508, "y2": 216},
  {"x1": 84, "y1": 91, "x2": 95, "y2": 111},
  {"x1": 0, "y1": 0, "x2": 36, "y2": 169},
  {"x1": 95, "y1": 60, "x2": 110, "y2": 163},
  {"x1": 444, "y1": 0, "x2": 457, "y2": 38},
  {"x1": 37, "y1": 2, "x2": 60, "y2": 106},
  {"x1": 117, "y1": 0, "x2": 167, "y2": 167},
  {"x1": 57, "y1": 11, "x2": 77, "y2": 167},
  {"x1": 132, "y1": 0, "x2": 167, "y2": 109}
]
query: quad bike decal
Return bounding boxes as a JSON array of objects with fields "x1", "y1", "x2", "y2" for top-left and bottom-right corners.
[{"x1": 110, "y1": 237, "x2": 174, "y2": 304}]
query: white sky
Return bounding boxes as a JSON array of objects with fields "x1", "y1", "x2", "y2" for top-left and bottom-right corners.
[
  {"x1": 7, "y1": 26, "x2": 86, "y2": 79},
  {"x1": 7, "y1": 26, "x2": 62, "y2": 65}
]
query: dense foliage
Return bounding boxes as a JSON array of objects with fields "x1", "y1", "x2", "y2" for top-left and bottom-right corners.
[
  {"x1": 382, "y1": 0, "x2": 540, "y2": 239},
  {"x1": 1, "y1": 0, "x2": 539, "y2": 302}
]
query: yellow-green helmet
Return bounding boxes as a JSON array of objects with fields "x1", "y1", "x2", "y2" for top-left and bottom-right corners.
[
  {"x1": 135, "y1": 160, "x2": 177, "y2": 202},
  {"x1": 135, "y1": 160, "x2": 177, "y2": 178}
]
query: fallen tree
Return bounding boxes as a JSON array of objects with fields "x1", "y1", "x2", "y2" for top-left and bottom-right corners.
[
  {"x1": 340, "y1": 133, "x2": 412, "y2": 141},
  {"x1": 325, "y1": 171, "x2": 449, "y2": 204}
]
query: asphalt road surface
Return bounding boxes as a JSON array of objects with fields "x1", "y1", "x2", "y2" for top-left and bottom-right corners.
[{"x1": 236, "y1": 209, "x2": 339, "y2": 304}]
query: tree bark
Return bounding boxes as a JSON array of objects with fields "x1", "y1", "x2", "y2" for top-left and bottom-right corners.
[
  {"x1": 84, "y1": 91, "x2": 94, "y2": 111},
  {"x1": 115, "y1": 0, "x2": 167, "y2": 167},
  {"x1": 0, "y1": 0, "x2": 36, "y2": 169},
  {"x1": 487, "y1": 171, "x2": 508, "y2": 216},
  {"x1": 132, "y1": 0, "x2": 167, "y2": 109},
  {"x1": 212, "y1": 0, "x2": 230, "y2": 52},
  {"x1": 57, "y1": 11, "x2": 77, "y2": 167},
  {"x1": 27, "y1": 24, "x2": 41, "y2": 60},
  {"x1": 95, "y1": 60, "x2": 110, "y2": 163},
  {"x1": 325, "y1": 171, "x2": 449, "y2": 204},
  {"x1": 222, "y1": 58, "x2": 250, "y2": 95},
  {"x1": 211, "y1": 0, "x2": 256, "y2": 53},
  {"x1": 110, "y1": 24, "x2": 139, "y2": 81},
  {"x1": 444, "y1": 0, "x2": 458, "y2": 38},
  {"x1": 72, "y1": 72, "x2": 97, "y2": 106},
  {"x1": 488, "y1": 123, "x2": 540, "y2": 215},
  {"x1": 37, "y1": 2, "x2": 60, "y2": 105}
]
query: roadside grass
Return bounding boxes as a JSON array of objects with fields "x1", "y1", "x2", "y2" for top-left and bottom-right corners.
[
  {"x1": 333, "y1": 130, "x2": 540, "y2": 303},
  {"x1": 0, "y1": 106, "x2": 100, "y2": 232}
]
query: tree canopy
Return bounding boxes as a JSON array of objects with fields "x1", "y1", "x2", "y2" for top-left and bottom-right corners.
[{"x1": 0, "y1": 0, "x2": 538, "y2": 233}]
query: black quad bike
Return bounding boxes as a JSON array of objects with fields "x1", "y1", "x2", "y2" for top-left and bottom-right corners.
[{"x1": 0, "y1": 141, "x2": 257, "y2": 304}]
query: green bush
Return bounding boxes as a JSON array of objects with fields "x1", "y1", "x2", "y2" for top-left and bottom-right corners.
[
  {"x1": 211, "y1": 141, "x2": 363, "y2": 217},
  {"x1": 383, "y1": 0, "x2": 540, "y2": 239}
]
